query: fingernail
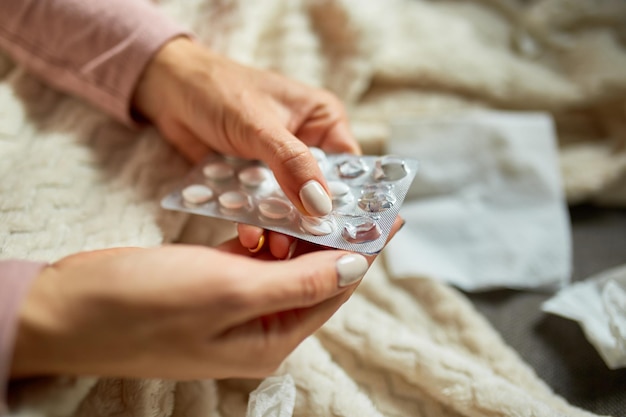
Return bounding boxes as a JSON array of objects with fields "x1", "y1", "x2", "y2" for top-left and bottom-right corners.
[
  {"x1": 336, "y1": 254, "x2": 368, "y2": 287},
  {"x1": 399, "y1": 218, "x2": 406, "y2": 231},
  {"x1": 299, "y1": 180, "x2": 332, "y2": 217},
  {"x1": 284, "y1": 239, "x2": 298, "y2": 260}
]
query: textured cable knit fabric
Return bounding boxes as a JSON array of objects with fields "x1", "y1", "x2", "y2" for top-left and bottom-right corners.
[{"x1": 1, "y1": 0, "x2": 625, "y2": 416}]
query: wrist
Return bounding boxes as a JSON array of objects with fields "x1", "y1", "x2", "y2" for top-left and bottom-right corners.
[{"x1": 131, "y1": 36, "x2": 196, "y2": 124}]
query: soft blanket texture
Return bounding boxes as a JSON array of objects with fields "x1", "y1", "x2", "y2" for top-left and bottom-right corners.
[{"x1": 3, "y1": 0, "x2": 626, "y2": 416}]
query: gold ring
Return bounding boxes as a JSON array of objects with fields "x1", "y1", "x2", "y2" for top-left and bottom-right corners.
[{"x1": 248, "y1": 234, "x2": 265, "y2": 253}]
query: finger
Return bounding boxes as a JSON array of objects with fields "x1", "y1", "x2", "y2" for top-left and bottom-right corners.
[
  {"x1": 315, "y1": 120, "x2": 361, "y2": 155},
  {"x1": 236, "y1": 225, "x2": 296, "y2": 260},
  {"x1": 236, "y1": 250, "x2": 369, "y2": 321},
  {"x1": 294, "y1": 97, "x2": 360, "y2": 155},
  {"x1": 237, "y1": 223, "x2": 265, "y2": 251},
  {"x1": 213, "y1": 217, "x2": 402, "y2": 330},
  {"x1": 252, "y1": 127, "x2": 332, "y2": 217},
  {"x1": 215, "y1": 287, "x2": 352, "y2": 378},
  {"x1": 267, "y1": 232, "x2": 296, "y2": 260}
]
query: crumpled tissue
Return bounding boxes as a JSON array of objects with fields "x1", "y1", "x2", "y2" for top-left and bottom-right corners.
[
  {"x1": 384, "y1": 111, "x2": 572, "y2": 291},
  {"x1": 542, "y1": 264, "x2": 626, "y2": 369},
  {"x1": 246, "y1": 374, "x2": 296, "y2": 417}
]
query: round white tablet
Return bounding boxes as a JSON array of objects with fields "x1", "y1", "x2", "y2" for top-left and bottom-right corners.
[
  {"x1": 309, "y1": 147, "x2": 327, "y2": 163},
  {"x1": 203, "y1": 161, "x2": 234, "y2": 181},
  {"x1": 238, "y1": 166, "x2": 269, "y2": 187},
  {"x1": 300, "y1": 216, "x2": 335, "y2": 236},
  {"x1": 258, "y1": 197, "x2": 292, "y2": 220},
  {"x1": 181, "y1": 184, "x2": 214, "y2": 205},
  {"x1": 327, "y1": 181, "x2": 350, "y2": 200},
  {"x1": 218, "y1": 191, "x2": 249, "y2": 210}
]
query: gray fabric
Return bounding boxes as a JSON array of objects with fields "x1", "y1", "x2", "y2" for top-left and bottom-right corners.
[{"x1": 467, "y1": 205, "x2": 626, "y2": 417}]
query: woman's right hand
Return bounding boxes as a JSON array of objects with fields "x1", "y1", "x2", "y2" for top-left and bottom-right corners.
[
  {"x1": 133, "y1": 37, "x2": 360, "y2": 219},
  {"x1": 9, "y1": 244, "x2": 370, "y2": 381}
]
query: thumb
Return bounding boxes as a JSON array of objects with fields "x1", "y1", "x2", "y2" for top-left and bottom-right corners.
[
  {"x1": 237, "y1": 251, "x2": 369, "y2": 322},
  {"x1": 253, "y1": 127, "x2": 332, "y2": 217}
]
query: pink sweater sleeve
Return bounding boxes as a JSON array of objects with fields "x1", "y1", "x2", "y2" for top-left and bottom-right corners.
[
  {"x1": 0, "y1": 261, "x2": 47, "y2": 414},
  {"x1": 0, "y1": 0, "x2": 189, "y2": 125}
]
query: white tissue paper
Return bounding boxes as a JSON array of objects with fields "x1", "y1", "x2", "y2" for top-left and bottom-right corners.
[
  {"x1": 384, "y1": 111, "x2": 572, "y2": 291},
  {"x1": 246, "y1": 374, "x2": 296, "y2": 417},
  {"x1": 542, "y1": 264, "x2": 626, "y2": 369}
]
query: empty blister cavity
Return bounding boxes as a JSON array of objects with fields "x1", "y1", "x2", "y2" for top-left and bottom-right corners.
[
  {"x1": 219, "y1": 190, "x2": 250, "y2": 211},
  {"x1": 336, "y1": 157, "x2": 368, "y2": 179},
  {"x1": 358, "y1": 185, "x2": 396, "y2": 212},
  {"x1": 182, "y1": 184, "x2": 214, "y2": 205},
  {"x1": 203, "y1": 162, "x2": 234, "y2": 181},
  {"x1": 342, "y1": 217, "x2": 382, "y2": 243},
  {"x1": 239, "y1": 166, "x2": 270, "y2": 187},
  {"x1": 373, "y1": 156, "x2": 407, "y2": 182},
  {"x1": 300, "y1": 216, "x2": 335, "y2": 236},
  {"x1": 258, "y1": 197, "x2": 292, "y2": 220}
]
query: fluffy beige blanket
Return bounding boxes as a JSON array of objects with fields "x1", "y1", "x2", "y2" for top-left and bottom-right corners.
[{"x1": 3, "y1": 0, "x2": 625, "y2": 416}]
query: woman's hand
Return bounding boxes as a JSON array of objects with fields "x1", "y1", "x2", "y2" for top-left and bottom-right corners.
[
  {"x1": 11, "y1": 245, "x2": 370, "y2": 381},
  {"x1": 133, "y1": 37, "x2": 360, "y2": 218}
]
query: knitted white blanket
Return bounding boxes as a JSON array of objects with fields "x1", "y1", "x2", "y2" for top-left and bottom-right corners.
[{"x1": 3, "y1": 0, "x2": 625, "y2": 416}]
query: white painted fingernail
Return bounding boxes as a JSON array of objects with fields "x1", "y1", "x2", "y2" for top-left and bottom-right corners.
[
  {"x1": 284, "y1": 239, "x2": 298, "y2": 260},
  {"x1": 299, "y1": 180, "x2": 332, "y2": 217},
  {"x1": 336, "y1": 254, "x2": 368, "y2": 287}
]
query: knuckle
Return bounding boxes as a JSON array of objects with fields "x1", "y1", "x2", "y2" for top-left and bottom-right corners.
[
  {"x1": 299, "y1": 268, "x2": 326, "y2": 305},
  {"x1": 251, "y1": 124, "x2": 271, "y2": 141},
  {"x1": 271, "y1": 140, "x2": 311, "y2": 171}
]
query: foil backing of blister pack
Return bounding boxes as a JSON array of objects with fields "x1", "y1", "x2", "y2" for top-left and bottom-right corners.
[{"x1": 161, "y1": 149, "x2": 418, "y2": 254}]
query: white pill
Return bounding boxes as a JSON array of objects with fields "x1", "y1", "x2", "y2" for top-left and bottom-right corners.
[
  {"x1": 181, "y1": 184, "x2": 214, "y2": 205},
  {"x1": 203, "y1": 162, "x2": 234, "y2": 181},
  {"x1": 238, "y1": 166, "x2": 269, "y2": 187},
  {"x1": 218, "y1": 191, "x2": 249, "y2": 210},
  {"x1": 327, "y1": 181, "x2": 350, "y2": 199},
  {"x1": 301, "y1": 216, "x2": 335, "y2": 236},
  {"x1": 258, "y1": 197, "x2": 292, "y2": 220},
  {"x1": 309, "y1": 147, "x2": 327, "y2": 163}
]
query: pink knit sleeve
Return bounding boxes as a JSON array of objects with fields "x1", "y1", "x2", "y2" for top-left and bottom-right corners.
[
  {"x1": 0, "y1": 261, "x2": 47, "y2": 414},
  {"x1": 0, "y1": 0, "x2": 190, "y2": 125}
]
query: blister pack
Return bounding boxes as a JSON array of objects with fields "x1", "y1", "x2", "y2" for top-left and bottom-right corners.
[{"x1": 161, "y1": 149, "x2": 418, "y2": 254}]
